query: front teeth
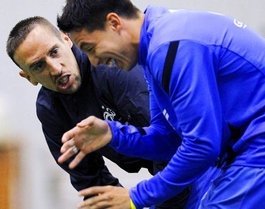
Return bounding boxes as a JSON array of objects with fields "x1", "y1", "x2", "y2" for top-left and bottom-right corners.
[
  {"x1": 107, "y1": 58, "x2": 117, "y2": 67},
  {"x1": 58, "y1": 76, "x2": 69, "y2": 85}
]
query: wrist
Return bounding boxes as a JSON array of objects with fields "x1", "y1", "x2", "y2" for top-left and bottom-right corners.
[{"x1": 130, "y1": 199, "x2": 136, "y2": 209}]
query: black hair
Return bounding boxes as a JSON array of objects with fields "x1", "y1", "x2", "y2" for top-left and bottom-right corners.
[
  {"x1": 57, "y1": 0, "x2": 140, "y2": 32},
  {"x1": 6, "y1": 16, "x2": 61, "y2": 65}
]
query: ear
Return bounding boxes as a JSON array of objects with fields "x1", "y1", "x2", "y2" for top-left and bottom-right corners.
[
  {"x1": 19, "y1": 71, "x2": 38, "y2": 86},
  {"x1": 106, "y1": 13, "x2": 122, "y2": 32},
  {"x1": 60, "y1": 31, "x2": 73, "y2": 47}
]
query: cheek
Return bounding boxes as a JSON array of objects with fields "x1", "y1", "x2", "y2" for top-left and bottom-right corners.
[
  {"x1": 100, "y1": 40, "x2": 117, "y2": 52},
  {"x1": 35, "y1": 74, "x2": 52, "y2": 85}
]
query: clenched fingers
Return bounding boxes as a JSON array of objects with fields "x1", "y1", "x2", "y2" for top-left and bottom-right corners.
[{"x1": 78, "y1": 186, "x2": 130, "y2": 209}]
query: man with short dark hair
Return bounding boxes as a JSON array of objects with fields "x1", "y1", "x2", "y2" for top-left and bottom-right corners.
[
  {"x1": 57, "y1": 0, "x2": 265, "y2": 209},
  {"x1": 7, "y1": 16, "x2": 187, "y2": 209},
  {"x1": 6, "y1": 15, "x2": 153, "y2": 197}
]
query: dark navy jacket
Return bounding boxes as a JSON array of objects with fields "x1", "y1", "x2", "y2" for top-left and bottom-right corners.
[{"x1": 36, "y1": 45, "x2": 152, "y2": 191}]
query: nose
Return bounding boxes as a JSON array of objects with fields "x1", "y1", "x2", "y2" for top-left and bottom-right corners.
[{"x1": 46, "y1": 58, "x2": 62, "y2": 76}]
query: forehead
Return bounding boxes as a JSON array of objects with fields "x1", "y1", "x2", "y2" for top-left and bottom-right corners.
[
  {"x1": 69, "y1": 28, "x2": 104, "y2": 47},
  {"x1": 21, "y1": 25, "x2": 59, "y2": 49},
  {"x1": 14, "y1": 26, "x2": 60, "y2": 66}
]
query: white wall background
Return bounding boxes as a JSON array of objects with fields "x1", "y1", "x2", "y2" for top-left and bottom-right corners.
[{"x1": 0, "y1": 1, "x2": 264, "y2": 209}]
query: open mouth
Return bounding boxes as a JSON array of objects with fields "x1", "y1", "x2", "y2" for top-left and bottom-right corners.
[
  {"x1": 105, "y1": 58, "x2": 117, "y2": 67},
  {"x1": 56, "y1": 74, "x2": 71, "y2": 89}
]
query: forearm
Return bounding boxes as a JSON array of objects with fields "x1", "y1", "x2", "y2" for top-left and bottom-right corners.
[
  {"x1": 45, "y1": 132, "x2": 119, "y2": 191},
  {"x1": 129, "y1": 136, "x2": 219, "y2": 208},
  {"x1": 107, "y1": 120, "x2": 180, "y2": 162},
  {"x1": 99, "y1": 145, "x2": 154, "y2": 174}
]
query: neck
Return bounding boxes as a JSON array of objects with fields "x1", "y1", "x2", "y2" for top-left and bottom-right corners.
[{"x1": 125, "y1": 12, "x2": 144, "y2": 45}]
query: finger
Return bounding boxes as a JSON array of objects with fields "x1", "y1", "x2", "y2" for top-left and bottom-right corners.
[
  {"x1": 58, "y1": 145, "x2": 76, "y2": 164},
  {"x1": 78, "y1": 199, "x2": 110, "y2": 209},
  {"x1": 62, "y1": 128, "x2": 76, "y2": 143},
  {"x1": 79, "y1": 186, "x2": 111, "y2": 197},
  {"x1": 60, "y1": 139, "x2": 75, "y2": 153},
  {"x1": 78, "y1": 193, "x2": 112, "y2": 209},
  {"x1": 69, "y1": 151, "x2": 86, "y2": 169}
]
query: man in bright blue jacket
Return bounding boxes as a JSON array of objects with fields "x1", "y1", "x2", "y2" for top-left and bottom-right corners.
[{"x1": 57, "y1": 0, "x2": 265, "y2": 209}]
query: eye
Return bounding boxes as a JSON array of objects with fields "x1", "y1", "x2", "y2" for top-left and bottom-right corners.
[
  {"x1": 31, "y1": 61, "x2": 45, "y2": 73},
  {"x1": 82, "y1": 45, "x2": 94, "y2": 53},
  {"x1": 50, "y1": 48, "x2": 59, "y2": 57}
]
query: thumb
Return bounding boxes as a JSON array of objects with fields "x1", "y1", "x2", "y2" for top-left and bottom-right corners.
[{"x1": 77, "y1": 116, "x2": 95, "y2": 127}]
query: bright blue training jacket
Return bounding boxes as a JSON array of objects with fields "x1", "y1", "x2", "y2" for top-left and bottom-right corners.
[{"x1": 107, "y1": 6, "x2": 265, "y2": 208}]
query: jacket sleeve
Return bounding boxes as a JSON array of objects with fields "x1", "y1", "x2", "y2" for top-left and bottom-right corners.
[
  {"x1": 36, "y1": 97, "x2": 120, "y2": 191},
  {"x1": 109, "y1": 41, "x2": 225, "y2": 208}
]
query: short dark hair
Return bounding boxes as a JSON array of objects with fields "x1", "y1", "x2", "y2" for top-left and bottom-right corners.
[
  {"x1": 6, "y1": 16, "x2": 61, "y2": 65},
  {"x1": 57, "y1": 0, "x2": 140, "y2": 33}
]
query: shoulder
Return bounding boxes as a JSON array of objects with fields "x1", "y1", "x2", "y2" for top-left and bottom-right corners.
[
  {"x1": 91, "y1": 65, "x2": 127, "y2": 81},
  {"x1": 36, "y1": 87, "x2": 59, "y2": 119},
  {"x1": 36, "y1": 87, "x2": 53, "y2": 108}
]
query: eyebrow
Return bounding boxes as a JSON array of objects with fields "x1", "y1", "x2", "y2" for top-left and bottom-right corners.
[{"x1": 28, "y1": 45, "x2": 58, "y2": 70}]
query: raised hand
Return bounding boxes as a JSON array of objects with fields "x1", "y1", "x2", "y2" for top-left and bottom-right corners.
[{"x1": 58, "y1": 116, "x2": 112, "y2": 168}]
